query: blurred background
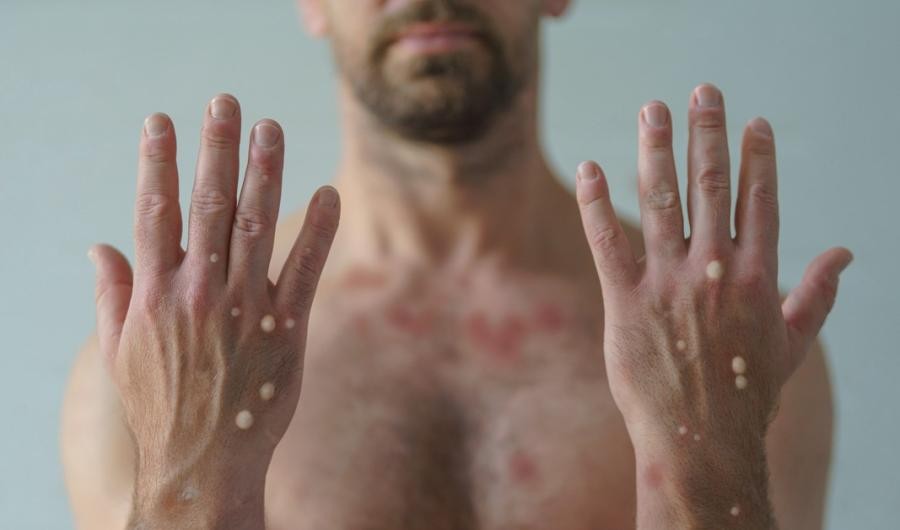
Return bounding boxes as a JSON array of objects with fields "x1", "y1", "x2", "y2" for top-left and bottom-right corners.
[{"x1": 1, "y1": 0, "x2": 897, "y2": 528}]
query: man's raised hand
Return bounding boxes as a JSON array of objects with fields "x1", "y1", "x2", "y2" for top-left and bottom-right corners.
[
  {"x1": 575, "y1": 84, "x2": 851, "y2": 527},
  {"x1": 88, "y1": 94, "x2": 339, "y2": 527}
]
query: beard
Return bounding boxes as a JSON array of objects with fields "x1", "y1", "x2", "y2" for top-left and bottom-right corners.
[{"x1": 332, "y1": 1, "x2": 531, "y2": 144}]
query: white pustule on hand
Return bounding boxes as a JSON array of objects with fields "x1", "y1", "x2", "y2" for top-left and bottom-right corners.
[
  {"x1": 678, "y1": 425, "x2": 688, "y2": 436},
  {"x1": 209, "y1": 253, "x2": 220, "y2": 263},
  {"x1": 260, "y1": 314, "x2": 276, "y2": 333},
  {"x1": 705, "y1": 259, "x2": 724, "y2": 280},
  {"x1": 235, "y1": 410, "x2": 254, "y2": 430},
  {"x1": 675, "y1": 339, "x2": 687, "y2": 352},
  {"x1": 178, "y1": 485, "x2": 199, "y2": 502},
  {"x1": 284, "y1": 318, "x2": 296, "y2": 330},
  {"x1": 230, "y1": 306, "x2": 241, "y2": 317},
  {"x1": 730, "y1": 504, "x2": 741, "y2": 517},
  {"x1": 735, "y1": 375, "x2": 748, "y2": 390},
  {"x1": 731, "y1": 356, "x2": 747, "y2": 374},
  {"x1": 259, "y1": 382, "x2": 275, "y2": 401}
]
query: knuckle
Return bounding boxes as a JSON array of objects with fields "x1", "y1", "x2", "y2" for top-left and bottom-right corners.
[
  {"x1": 249, "y1": 154, "x2": 282, "y2": 178},
  {"x1": 309, "y1": 216, "x2": 338, "y2": 242},
  {"x1": 182, "y1": 285, "x2": 213, "y2": 315},
  {"x1": 736, "y1": 267, "x2": 769, "y2": 292},
  {"x1": 201, "y1": 125, "x2": 237, "y2": 151},
  {"x1": 696, "y1": 165, "x2": 730, "y2": 195},
  {"x1": 588, "y1": 226, "x2": 621, "y2": 254},
  {"x1": 747, "y1": 135, "x2": 776, "y2": 157},
  {"x1": 135, "y1": 284, "x2": 169, "y2": 314},
  {"x1": 142, "y1": 143, "x2": 174, "y2": 165},
  {"x1": 692, "y1": 110, "x2": 725, "y2": 131},
  {"x1": 810, "y1": 275, "x2": 839, "y2": 309},
  {"x1": 233, "y1": 207, "x2": 272, "y2": 238},
  {"x1": 136, "y1": 192, "x2": 177, "y2": 221},
  {"x1": 641, "y1": 127, "x2": 672, "y2": 148},
  {"x1": 643, "y1": 187, "x2": 680, "y2": 212},
  {"x1": 190, "y1": 188, "x2": 232, "y2": 216},
  {"x1": 749, "y1": 183, "x2": 778, "y2": 211}
]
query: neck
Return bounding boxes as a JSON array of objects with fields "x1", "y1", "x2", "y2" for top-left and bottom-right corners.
[{"x1": 331, "y1": 80, "x2": 565, "y2": 272}]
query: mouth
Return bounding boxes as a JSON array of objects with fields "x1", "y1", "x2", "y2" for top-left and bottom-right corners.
[{"x1": 389, "y1": 22, "x2": 484, "y2": 54}]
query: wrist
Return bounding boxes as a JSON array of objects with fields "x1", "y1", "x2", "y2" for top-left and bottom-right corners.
[
  {"x1": 130, "y1": 451, "x2": 270, "y2": 530},
  {"x1": 632, "y1": 426, "x2": 776, "y2": 529}
]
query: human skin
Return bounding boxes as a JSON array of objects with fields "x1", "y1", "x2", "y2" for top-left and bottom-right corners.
[{"x1": 61, "y1": 1, "x2": 845, "y2": 528}]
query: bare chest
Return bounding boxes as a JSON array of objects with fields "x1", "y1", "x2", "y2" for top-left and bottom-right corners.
[{"x1": 263, "y1": 272, "x2": 637, "y2": 530}]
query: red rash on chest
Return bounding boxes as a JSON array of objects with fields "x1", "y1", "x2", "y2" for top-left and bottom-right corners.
[
  {"x1": 340, "y1": 268, "x2": 389, "y2": 290},
  {"x1": 508, "y1": 449, "x2": 540, "y2": 484},
  {"x1": 465, "y1": 311, "x2": 528, "y2": 361},
  {"x1": 386, "y1": 304, "x2": 435, "y2": 336},
  {"x1": 532, "y1": 302, "x2": 564, "y2": 332},
  {"x1": 463, "y1": 302, "x2": 565, "y2": 361}
]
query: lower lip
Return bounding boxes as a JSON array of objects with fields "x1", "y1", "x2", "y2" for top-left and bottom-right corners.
[{"x1": 394, "y1": 32, "x2": 481, "y2": 54}]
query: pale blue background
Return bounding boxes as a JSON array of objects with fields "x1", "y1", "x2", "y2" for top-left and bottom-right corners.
[{"x1": 1, "y1": 0, "x2": 898, "y2": 528}]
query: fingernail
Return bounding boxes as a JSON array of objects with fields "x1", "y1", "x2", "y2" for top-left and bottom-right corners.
[
  {"x1": 839, "y1": 250, "x2": 855, "y2": 272},
  {"x1": 644, "y1": 104, "x2": 668, "y2": 128},
  {"x1": 750, "y1": 117, "x2": 773, "y2": 138},
  {"x1": 254, "y1": 122, "x2": 280, "y2": 148},
  {"x1": 695, "y1": 85, "x2": 721, "y2": 108},
  {"x1": 210, "y1": 96, "x2": 237, "y2": 120},
  {"x1": 318, "y1": 187, "x2": 338, "y2": 208},
  {"x1": 144, "y1": 113, "x2": 168, "y2": 137},
  {"x1": 577, "y1": 161, "x2": 600, "y2": 181}
]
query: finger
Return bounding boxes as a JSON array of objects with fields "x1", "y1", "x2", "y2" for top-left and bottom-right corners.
[
  {"x1": 134, "y1": 113, "x2": 183, "y2": 278},
  {"x1": 228, "y1": 120, "x2": 285, "y2": 289},
  {"x1": 575, "y1": 161, "x2": 639, "y2": 292},
  {"x1": 782, "y1": 247, "x2": 853, "y2": 365},
  {"x1": 275, "y1": 186, "x2": 340, "y2": 324},
  {"x1": 89, "y1": 244, "x2": 133, "y2": 369},
  {"x1": 637, "y1": 101, "x2": 686, "y2": 264},
  {"x1": 735, "y1": 118, "x2": 779, "y2": 275},
  {"x1": 687, "y1": 84, "x2": 733, "y2": 252},
  {"x1": 186, "y1": 95, "x2": 241, "y2": 282}
]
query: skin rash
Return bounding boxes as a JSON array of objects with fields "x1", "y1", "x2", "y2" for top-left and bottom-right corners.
[{"x1": 61, "y1": 1, "x2": 851, "y2": 529}]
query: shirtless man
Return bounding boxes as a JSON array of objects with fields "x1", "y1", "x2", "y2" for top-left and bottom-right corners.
[{"x1": 60, "y1": 1, "x2": 852, "y2": 528}]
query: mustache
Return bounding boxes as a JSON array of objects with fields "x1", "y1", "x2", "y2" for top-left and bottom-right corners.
[{"x1": 370, "y1": 1, "x2": 502, "y2": 60}]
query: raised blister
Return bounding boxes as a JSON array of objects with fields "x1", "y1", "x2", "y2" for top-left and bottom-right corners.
[
  {"x1": 705, "y1": 260, "x2": 724, "y2": 280},
  {"x1": 235, "y1": 410, "x2": 254, "y2": 430}
]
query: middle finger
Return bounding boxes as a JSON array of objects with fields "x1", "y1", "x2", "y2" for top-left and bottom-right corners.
[
  {"x1": 687, "y1": 84, "x2": 733, "y2": 252},
  {"x1": 186, "y1": 94, "x2": 242, "y2": 283}
]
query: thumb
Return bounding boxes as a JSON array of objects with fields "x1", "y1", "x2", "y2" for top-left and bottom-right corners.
[
  {"x1": 88, "y1": 244, "x2": 133, "y2": 372},
  {"x1": 782, "y1": 246, "x2": 853, "y2": 368}
]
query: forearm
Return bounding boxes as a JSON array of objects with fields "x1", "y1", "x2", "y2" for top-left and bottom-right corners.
[{"x1": 634, "y1": 428, "x2": 778, "y2": 530}]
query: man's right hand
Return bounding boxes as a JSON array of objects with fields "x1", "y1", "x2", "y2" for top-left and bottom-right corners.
[{"x1": 87, "y1": 94, "x2": 340, "y2": 528}]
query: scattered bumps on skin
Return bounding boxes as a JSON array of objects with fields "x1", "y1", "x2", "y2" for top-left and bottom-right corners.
[
  {"x1": 678, "y1": 425, "x2": 688, "y2": 436},
  {"x1": 730, "y1": 504, "x2": 741, "y2": 517},
  {"x1": 284, "y1": 318, "x2": 296, "y2": 330},
  {"x1": 209, "y1": 252, "x2": 220, "y2": 264},
  {"x1": 235, "y1": 410, "x2": 254, "y2": 430},
  {"x1": 732, "y1": 356, "x2": 748, "y2": 390},
  {"x1": 259, "y1": 382, "x2": 275, "y2": 401},
  {"x1": 675, "y1": 339, "x2": 687, "y2": 352},
  {"x1": 230, "y1": 306, "x2": 241, "y2": 317}
]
